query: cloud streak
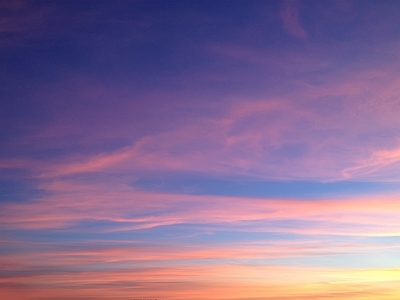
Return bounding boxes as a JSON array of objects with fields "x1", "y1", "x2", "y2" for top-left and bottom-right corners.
[{"x1": 2, "y1": 184, "x2": 400, "y2": 236}]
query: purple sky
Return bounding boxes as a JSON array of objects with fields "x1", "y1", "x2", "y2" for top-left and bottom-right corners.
[{"x1": 2, "y1": 1, "x2": 400, "y2": 299}]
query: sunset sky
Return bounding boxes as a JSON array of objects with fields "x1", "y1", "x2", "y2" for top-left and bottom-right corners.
[{"x1": 1, "y1": 1, "x2": 400, "y2": 299}]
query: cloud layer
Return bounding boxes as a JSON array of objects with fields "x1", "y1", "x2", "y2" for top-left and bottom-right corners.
[{"x1": 2, "y1": 1, "x2": 400, "y2": 299}]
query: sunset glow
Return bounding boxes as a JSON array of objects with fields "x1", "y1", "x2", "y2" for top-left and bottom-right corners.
[{"x1": 1, "y1": 1, "x2": 400, "y2": 299}]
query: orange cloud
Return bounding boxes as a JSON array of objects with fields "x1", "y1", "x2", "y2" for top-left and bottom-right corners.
[{"x1": 1, "y1": 263, "x2": 400, "y2": 300}]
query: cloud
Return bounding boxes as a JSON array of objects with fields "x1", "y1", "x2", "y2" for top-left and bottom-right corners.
[
  {"x1": 3, "y1": 35, "x2": 400, "y2": 183},
  {"x1": 1, "y1": 261, "x2": 399, "y2": 300},
  {"x1": 2, "y1": 179, "x2": 400, "y2": 237},
  {"x1": 280, "y1": 0, "x2": 308, "y2": 38},
  {"x1": 342, "y1": 145, "x2": 400, "y2": 181},
  {"x1": 4, "y1": 67, "x2": 400, "y2": 183}
]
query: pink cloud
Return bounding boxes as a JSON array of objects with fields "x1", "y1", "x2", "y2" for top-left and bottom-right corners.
[
  {"x1": 4, "y1": 62, "x2": 400, "y2": 183},
  {"x1": 4, "y1": 238, "x2": 390, "y2": 270},
  {"x1": 343, "y1": 146, "x2": 400, "y2": 180},
  {"x1": 2, "y1": 183, "x2": 400, "y2": 237}
]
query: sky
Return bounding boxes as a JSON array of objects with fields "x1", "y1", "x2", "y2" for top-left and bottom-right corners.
[{"x1": 1, "y1": 0, "x2": 400, "y2": 299}]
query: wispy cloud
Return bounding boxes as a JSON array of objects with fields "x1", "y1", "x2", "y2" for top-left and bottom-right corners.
[
  {"x1": 2, "y1": 181, "x2": 400, "y2": 237},
  {"x1": 280, "y1": 0, "x2": 308, "y2": 38}
]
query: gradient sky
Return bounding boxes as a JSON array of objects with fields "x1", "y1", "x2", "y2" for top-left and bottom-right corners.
[{"x1": 2, "y1": 1, "x2": 400, "y2": 299}]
